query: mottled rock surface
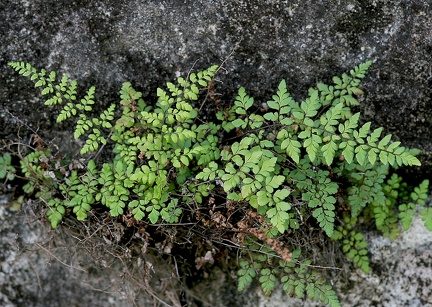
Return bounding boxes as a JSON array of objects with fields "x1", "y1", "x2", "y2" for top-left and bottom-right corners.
[
  {"x1": 1, "y1": 0, "x2": 431, "y2": 175},
  {"x1": 1, "y1": 0, "x2": 432, "y2": 306},
  {"x1": 0, "y1": 197, "x2": 152, "y2": 307}
]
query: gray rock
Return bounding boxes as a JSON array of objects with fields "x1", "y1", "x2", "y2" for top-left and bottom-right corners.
[
  {"x1": 0, "y1": 197, "x2": 142, "y2": 307},
  {"x1": 1, "y1": 0, "x2": 431, "y2": 176},
  {"x1": 1, "y1": 1, "x2": 431, "y2": 306}
]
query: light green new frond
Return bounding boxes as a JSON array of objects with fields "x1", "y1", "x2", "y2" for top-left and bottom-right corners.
[
  {"x1": 237, "y1": 259, "x2": 260, "y2": 292},
  {"x1": 9, "y1": 62, "x2": 117, "y2": 158},
  {"x1": 19, "y1": 150, "x2": 52, "y2": 194},
  {"x1": 74, "y1": 114, "x2": 92, "y2": 139},
  {"x1": 264, "y1": 79, "x2": 294, "y2": 122},
  {"x1": 8, "y1": 61, "x2": 37, "y2": 77},
  {"x1": 8, "y1": 62, "x2": 79, "y2": 106},
  {"x1": 157, "y1": 65, "x2": 217, "y2": 120},
  {"x1": 80, "y1": 128, "x2": 107, "y2": 155},
  {"x1": 56, "y1": 102, "x2": 77, "y2": 122},
  {"x1": 75, "y1": 86, "x2": 96, "y2": 112},
  {"x1": 99, "y1": 104, "x2": 115, "y2": 128},
  {"x1": 278, "y1": 130, "x2": 302, "y2": 164},
  {"x1": 349, "y1": 60, "x2": 373, "y2": 85},
  {"x1": 46, "y1": 198, "x2": 65, "y2": 228},
  {"x1": 188, "y1": 64, "x2": 218, "y2": 87},
  {"x1": 420, "y1": 207, "x2": 432, "y2": 231},
  {"x1": 234, "y1": 87, "x2": 254, "y2": 115},
  {"x1": 74, "y1": 101, "x2": 116, "y2": 155},
  {"x1": 399, "y1": 179, "x2": 429, "y2": 231},
  {"x1": 120, "y1": 81, "x2": 143, "y2": 104},
  {"x1": 0, "y1": 153, "x2": 16, "y2": 181}
]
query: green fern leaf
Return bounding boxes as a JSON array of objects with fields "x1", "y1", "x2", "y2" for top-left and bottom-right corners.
[
  {"x1": 300, "y1": 89, "x2": 320, "y2": 118},
  {"x1": 312, "y1": 207, "x2": 335, "y2": 237},
  {"x1": 279, "y1": 131, "x2": 301, "y2": 164},
  {"x1": 321, "y1": 139, "x2": 338, "y2": 166},
  {"x1": 237, "y1": 259, "x2": 259, "y2": 292},
  {"x1": 46, "y1": 199, "x2": 65, "y2": 228},
  {"x1": 350, "y1": 60, "x2": 373, "y2": 81},
  {"x1": 420, "y1": 208, "x2": 432, "y2": 231},
  {"x1": 398, "y1": 203, "x2": 415, "y2": 231},
  {"x1": 301, "y1": 132, "x2": 322, "y2": 163},
  {"x1": 259, "y1": 268, "x2": 277, "y2": 296}
]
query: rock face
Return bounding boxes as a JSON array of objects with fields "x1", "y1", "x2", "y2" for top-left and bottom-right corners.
[
  {"x1": 1, "y1": 0, "x2": 431, "y2": 175},
  {"x1": 1, "y1": 1, "x2": 431, "y2": 306},
  {"x1": 0, "y1": 198, "x2": 132, "y2": 307}
]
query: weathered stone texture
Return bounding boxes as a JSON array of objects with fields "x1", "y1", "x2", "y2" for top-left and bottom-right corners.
[
  {"x1": 1, "y1": 0, "x2": 431, "y2": 306},
  {"x1": 1, "y1": 0, "x2": 431, "y2": 176},
  {"x1": 0, "y1": 198, "x2": 135, "y2": 307}
]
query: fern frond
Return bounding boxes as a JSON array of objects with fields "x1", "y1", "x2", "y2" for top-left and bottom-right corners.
[
  {"x1": 347, "y1": 164, "x2": 388, "y2": 217},
  {"x1": 10, "y1": 60, "x2": 427, "y2": 307},
  {"x1": 298, "y1": 170, "x2": 338, "y2": 236},
  {"x1": 237, "y1": 259, "x2": 260, "y2": 292},
  {"x1": 349, "y1": 60, "x2": 373, "y2": 84},
  {"x1": 264, "y1": 79, "x2": 294, "y2": 122},
  {"x1": 8, "y1": 61, "x2": 77, "y2": 106},
  {"x1": 420, "y1": 207, "x2": 432, "y2": 231},
  {"x1": 281, "y1": 250, "x2": 340, "y2": 307},
  {"x1": 332, "y1": 216, "x2": 370, "y2": 273},
  {"x1": 399, "y1": 179, "x2": 429, "y2": 231},
  {"x1": 0, "y1": 153, "x2": 16, "y2": 181},
  {"x1": 45, "y1": 198, "x2": 65, "y2": 228}
]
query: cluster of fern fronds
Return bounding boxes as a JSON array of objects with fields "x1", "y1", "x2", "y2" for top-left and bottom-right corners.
[{"x1": 6, "y1": 60, "x2": 431, "y2": 307}]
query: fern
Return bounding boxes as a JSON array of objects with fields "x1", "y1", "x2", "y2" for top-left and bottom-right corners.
[
  {"x1": 280, "y1": 250, "x2": 340, "y2": 307},
  {"x1": 237, "y1": 244, "x2": 339, "y2": 306},
  {"x1": 332, "y1": 216, "x2": 370, "y2": 273},
  {"x1": 9, "y1": 60, "x2": 430, "y2": 307},
  {"x1": 237, "y1": 257, "x2": 262, "y2": 292},
  {"x1": 0, "y1": 153, "x2": 16, "y2": 181},
  {"x1": 8, "y1": 62, "x2": 115, "y2": 155},
  {"x1": 211, "y1": 61, "x2": 419, "y2": 239},
  {"x1": 344, "y1": 163, "x2": 389, "y2": 217},
  {"x1": 363, "y1": 175, "x2": 430, "y2": 238},
  {"x1": 420, "y1": 207, "x2": 432, "y2": 231},
  {"x1": 297, "y1": 169, "x2": 338, "y2": 237},
  {"x1": 45, "y1": 198, "x2": 65, "y2": 228},
  {"x1": 399, "y1": 179, "x2": 429, "y2": 231}
]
